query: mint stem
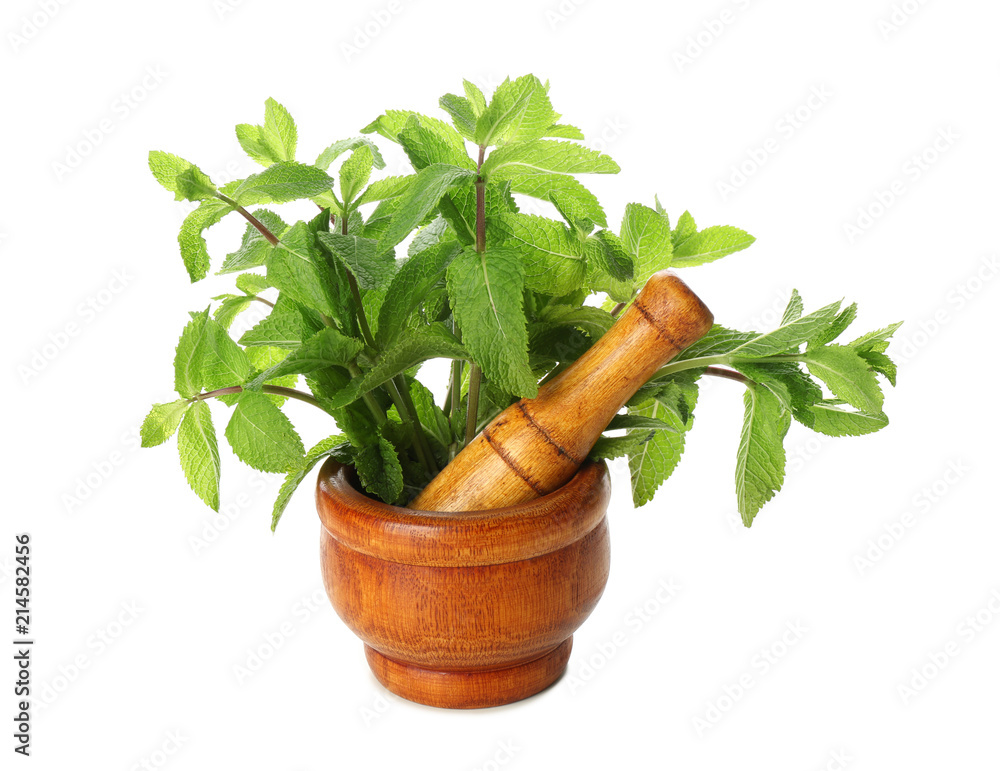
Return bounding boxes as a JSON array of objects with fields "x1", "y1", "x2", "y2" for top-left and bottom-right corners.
[
  {"x1": 216, "y1": 193, "x2": 279, "y2": 246},
  {"x1": 251, "y1": 296, "x2": 275, "y2": 309},
  {"x1": 656, "y1": 353, "x2": 805, "y2": 379},
  {"x1": 193, "y1": 385, "x2": 324, "y2": 411},
  {"x1": 703, "y1": 366, "x2": 752, "y2": 385},
  {"x1": 465, "y1": 366, "x2": 482, "y2": 445},
  {"x1": 347, "y1": 361, "x2": 387, "y2": 427},
  {"x1": 461, "y1": 146, "x2": 489, "y2": 447}
]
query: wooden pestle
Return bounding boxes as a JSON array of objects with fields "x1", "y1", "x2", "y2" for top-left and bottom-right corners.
[{"x1": 409, "y1": 271, "x2": 714, "y2": 513}]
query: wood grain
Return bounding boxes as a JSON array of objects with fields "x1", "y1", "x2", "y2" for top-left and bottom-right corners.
[
  {"x1": 409, "y1": 270, "x2": 714, "y2": 512},
  {"x1": 316, "y1": 458, "x2": 611, "y2": 708}
]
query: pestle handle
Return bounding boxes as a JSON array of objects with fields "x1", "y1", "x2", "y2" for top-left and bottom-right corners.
[{"x1": 409, "y1": 271, "x2": 714, "y2": 513}]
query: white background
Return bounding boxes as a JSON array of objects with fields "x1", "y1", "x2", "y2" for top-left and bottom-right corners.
[{"x1": 4, "y1": 0, "x2": 999, "y2": 768}]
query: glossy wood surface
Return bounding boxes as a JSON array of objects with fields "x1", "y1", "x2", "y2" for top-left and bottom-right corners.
[
  {"x1": 409, "y1": 270, "x2": 713, "y2": 512},
  {"x1": 316, "y1": 458, "x2": 611, "y2": 708}
]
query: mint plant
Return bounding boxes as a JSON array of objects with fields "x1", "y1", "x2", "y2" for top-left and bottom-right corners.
[{"x1": 142, "y1": 75, "x2": 900, "y2": 528}]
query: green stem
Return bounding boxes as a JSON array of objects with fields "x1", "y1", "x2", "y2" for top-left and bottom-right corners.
[
  {"x1": 193, "y1": 385, "x2": 324, "y2": 411},
  {"x1": 703, "y1": 366, "x2": 753, "y2": 385},
  {"x1": 251, "y1": 296, "x2": 275, "y2": 309},
  {"x1": 390, "y1": 375, "x2": 440, "y2": 477},
  {"x1": 464, "y1": 365, "x2": 482, "y2": 445},
  {"x1": 655, "y1": 353, "x2": 805, "y2": 379},
  {"x1": 216, "y1": 194, "x2": 279, "y2": 246},
  {"x1": 347, "y1": 362, "x2": 387, "y2": 427}
]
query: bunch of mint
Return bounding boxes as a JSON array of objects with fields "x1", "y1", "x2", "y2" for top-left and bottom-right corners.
[{"x1": 141, "y1": 75, "x2": 899, "y2": 529}]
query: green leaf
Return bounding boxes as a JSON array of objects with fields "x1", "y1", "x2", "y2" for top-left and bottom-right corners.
[
  {"x1": 353, "y1": 323, "x2": 467, "y2": 400},
  {"x1": 356, "y1": 174, "x2": 414, "y2": 206},
  {"x1": 857, "y1": 349, "x2": 897, "y2": 386},
  {"x1": 481, "y1": 140, "x2": 619, "y2": 177},
  {"x1": 232, "y1": 162, "x2": 334, "y2": 205},
  {"x1": 550, "y1": 190, "x2": 595, "y2": 236},
  {"x1": 491, "y1": 214, "x2": 586, "y2": 296},
  {"x1": 218, "y1": 210, "x2": 287, "y2": 274},
  {"x1": 463, "y1": 80, "x2": 487, "y2": 116},
  {"x1": 173, "y1": 309, "x2": 211, "y2": 398},
  {"x1": 671, "y1": 225, "x2": 755, "y2": 268},
  {"x1": 536, "y1": 304, "x2": 614, "y2": 338},
  {"x1": 805, "y1": 344, "x2": 884, "y2": 413},
  {"x1": 590, "y1": 431, "x2": 656, "y2": 461},
  {"x1": 798, "y1": 400, "x2": 889, "y2": 437},
  {"x1": 439, "y1": 93, "x2": 478, "y2": 141},
  {"x1": 149, "y1": 151, "x2": 218, "y2": 202},
  {"x1": 214, "y1": 296, "x2": 252, "y2": 330},
  {"x1": 377, "y1": 240, "x2": 460, "y2": 347},
  {"x1": 178, "y1": 198, "x2": 233, "y2": 281},
  {"x1": 676, "y1": 325, "x2": 758, "y2": 361},
  {"x1": 407, "y1": 379, "x2": 451, "y2": 450},
  {"x1": 671, "y1": 211, "x2": 697, "y2": 246},
  {"x1": 353, "y1": 434, "x2": 404, "y2": 504},
  {"x1": 271, "y1": 435, "x2": 350, "y2": 530},
  {"x1": 781, "y1": 289, "x2": 804, "y2": 325},
  {"x1": 236, "y1": 272, "x2": 270, "y2": 295},
  {"x1": 376, "y1": 164, "x2": 477, "y2": 252},
  {"x1": 363, "y1": 110, "x2": 464, "y2": 147},
  {"x1": 239, "y1": 295, "x2": 319, "y2": 349},
  {"x1": 266, "y1": 221, "x2": 340, "y2": 317},
  {"x1": 398, "y1": 114, "x2": 475, "y2": 171},
  {"x1": 236, "y1": 98, "x2": 298, "y2": 166},
  {"x1": 628, "y1": 380, "x2": 698, "y2": 507},
  {"x1": 475, "y1": 75, "x2": 559, "y2": 147},
  {"x1": 448, "y1": 246, "x2": 537, "y2": 397},
  {"x1": 729, "y1": 301, "x2": 842, "y2": 358},
  {"x1": 316, "y1": 232, "x2": 395, "y2": 290},
  {"x1": 201, "y1": 318, "x2": 251, "y2": 391},
  {"x1": 606, "y1": 414, "x2": 678, "y2": 432},
  {"x1": 315, "y1": 137, "x2": 385, "y2": 171},
  {"x1": 339, "y1": 145, "x2": 374, "y2": 204},
  {"x1": 604, "y1": 203, "x2": 674, "y2": 298},
  {"x1": 585, "y1": 230, "x2": 634, "y2": 284},
  {"x1": 225, "y1": 390, "x2": 304, "y2": 473},
  {"x1": 544, "y1": 124, "x2": 585, "y2": 139},
  {"x1": 810, "y1": 303, "x2": 858, "y2": 347},
  {"x1": 177, "y1": 400, "x2": 221, "y2": 510},
  {"x1": 140, "y1": 400, "x2": 191, "y2": 447},
  {"x1": 848, "y1": 322, "x2": 904, "y2": 353},
  {"x1": 735, "y1": 384, "x2": 790, "y2": 527},
  {"x1": 493, "y1": 167, "x2": 607, "y2": 227},
  {"x1": 247, "y1": 328, "x2": 362, "y2": 388}
]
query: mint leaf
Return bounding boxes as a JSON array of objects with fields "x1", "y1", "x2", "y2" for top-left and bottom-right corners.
[
  {"x1": 356, "y1": 175, "x2": 414, "y2": 205},
  {"x1": 493, "y1": 167, "x2": 607, "y2": 227},
  {"x1": 173, "y1": 309, "x2": 211, "y2": 398},
  {"x1": 544, "y1": 124, "x2": 585, "y2": 139},
  {"x1": 591, "y1": 431, "x2": 656, "y2": 461},
  {"x1": 676, "y1": 325, "x2": 758, "y2": 360},
  {"x1": 463, "y1": 80, "x2": 487, "y2": 116},
  {"x1": 475, "y1": 75, "x2": 559, "y2": 146},
  {"x1": 236, "y1": 273, "x2": 270, "y2": 295},
  {"x1": 536, "y1": 304, "x2": 614, "y2": 338},
  {"x1": 585, "y1": 230, "x2": 634, "y2": 284},
  {"x1": 271, "y1": 435, "x2": 349, "y2": 530},
  {"x1": 214, "y1": 296, "x2": 252, "y2": 330},
  {"x1": 178, "y1": 198, "x2": 233, "y2": 281},
  {"x1": 628, "y1": 380, "x2": 699, "y2": 506},
  {"x1": 672, "y1": 210, "x2": 696, "y2": 245},
  {"x1": 247, "y1": 328, "x2": 362, "y2": 388},
  {"x1": 621, "y1": 202, "x2": 673, "y2": 288},
  {"x1": 353, "y1": 434, "x2": 404, "y2": 504},
  {"x1": 218, "y1": 210, "x2": 287, "y2": 274},
  {"x1": 315, "y1": 137, "x2": 385, "y2": 171},
  {"x1": 671, "y1": 225, "x2": 755, "y2": 268},
  {"x1": 376, "y1": 163, "x2": 477, "y2": 252},
  {"x1": 857, "y1": 349, "x2": 897, "y2": 386},
  {"x1": 398, "y1": 114, "x2": 475, "y2": 170},
  {"x1": 804, "y1": 344, "x2": 884, "y2": 413},
  {"x1": 376, "y1": 240, "x2": 460, "y2": 347},
  {"x1": 848, "y1": 322, "x2": 904, "y2": 353},
  {"x1": 407, "y1": 378, "x2": 452, "y2": 450},
  {"x1": 177, "y1": 400, "x2": 221, "y2": 510},
  {"x1": 448, "y1": 246, "x2": 537, "y2": 397},
  {"x1": 491, "y1": 214, "x2": 586, "y2": 296},
  {"x1": 140, "y1": 400, "x2": 191, "y2": 447},
  {"x1": 266, "y1": 222, "x2": 340, "y2": 317},
  {"x1": 339, "y1": 145, "x2": 374, "y2": 204},
  {"x1": 439, "y1": 93, "x2": 478, "y2": 141},
  {"x1": 606, "y1": 414, "x2": 678, "y2": 432},
  {"x1": 729, "y1": 301, "x2": 842, "y2": 358},
  {"x1": 201, "y1": 318, "x2": 251, "y2": 391},
  {"x1": 799, "y1": 401, "x2": 889, "y2": 437},
  {"x1": 239, "y1": 295, "x2": 319, "y2": 349},
  {"x1": 232, "y1": 162, "x2": 334, "y2": 205},
  {"x1": 481, "y1": 140, "x2": 619, "y2": 177},
  {"x1": 149, "y1": 151, "x2": 217, "y2": 201},
  {"x1": 354, "y1": 322, "x2": 467, "y2": 399},
  {"x1": 225, "y1": 390, "x2": 304, "y2": 473},
  {"x1": 316, "y1": 232, "x2": 395, "y2": 290},
  {"x1": 236, "y1": 98, "x2": 298, "y2": 166},
  {"x1": 810, "y1": 303, "x2": 858, "y2": 347},
  {"x1": 735, "y1": 384, "x2": 790, "y2": 526},
  {"x1": 781, "y1": 289, "x2": 804, "y2": 325}
]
